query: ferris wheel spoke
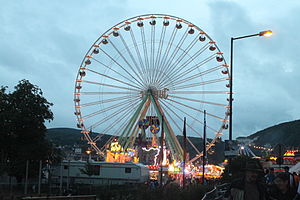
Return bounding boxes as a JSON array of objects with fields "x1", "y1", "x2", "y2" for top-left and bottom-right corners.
[
  {"x1": 107, "y1": 38, "x2": 147, "y2": 87},
  {"x1": 91, "y1": 57, "x2": 142, "y2": 88},
  {"x1": 157, "y1": 36, "x2": 201, "y2": 88},
  {"x1": 160, "y1": 102, "x2": 202, "y2": 154},
  {"x1": 86, "y1": 68, "x2": 142, "y2": 90},
  {"x1": 94, "y1": 102, "x2": 140, "y2": 144},
  {"x1": 160, "y1": 100, "x2": 203, "y2": 137},
  {"x1": 88, "y1": 98, "x2": 140, "y2": 130},
  {"x1": 163, "y1": 53, "x2": 216, "y2": 88},
  {"x1": 162, "y1": 43, "x2": 210, "y2": 86},
  {"x1": 149, "y1": 24, "x2": 156, "y2": 83},
  {"x1": 100, "y1": 102, "x2": 140, "y2": 152},
  {"x1": 152, "y1": 25, "x2": 167, "y2": 85},
  {"x1": 172, "y1": 78, "x2": 228, "y2": 90},
  {"x1": 160, "y1": 99, "x2": 219, "y2": 133},
  {"x1": 172, "y1": 65, "x2": 225, "y2": 86},
  {"x1": 92, "y1": 134, "x2": 104, "y2": 143},
  {"x1": 78, "y1": 91, "x2": 139, "y2": 95},
  {"x1": 81, "y1": 80, "x2": 140, "y2": 92},
  {"x1": 169, "y1": 90, "x2": 229, "y2": 95},
  {"x1": 79, "y1": 95, "x2": 139, "y2": 108},
  {"x1": 118, "y1": 33, "x2": 147, "y2": 84},
  {"x1": 82, "y1": 99, "x2": 138, "y2": 119},
  {"x1": 129, "y1": 29, "x2": 149, "y2": 84},
  {"x1": 165, "y1": 98, "x2": 224, "y2": 120},
  {"x1": 155, "y1": 28, "x2": 189, "y2": 86},
  {"x1": 154, "y1": 26, "x2": 178, "y2": 84},
  {"x1": 100, "y1": 116, "x2": 133, "y2": 152},
  {"x1": 101, "y1": 106, "x2": 134, "y2": 136},
  {"x1": 99, "y1": 48, "x2": 145, "y2": 88},
  {"x1": 140, "y1": 26, "x2": 151, "y2": 82},
  {"x1": 168, "y1": 95, "x2": 227, "y2": 107}
]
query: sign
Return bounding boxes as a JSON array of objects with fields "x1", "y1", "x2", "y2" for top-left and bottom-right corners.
[
  {"x1": 138, "y1": 119, "x2": 150, "y2": 129},
  {"x1": 146, "y1": 116, "x2": 160, "y2": 126}
]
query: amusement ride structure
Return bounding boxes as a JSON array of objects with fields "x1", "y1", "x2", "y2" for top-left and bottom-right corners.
[{"x1": 74, "y1": 14, "x2": 230, "y2": 167}]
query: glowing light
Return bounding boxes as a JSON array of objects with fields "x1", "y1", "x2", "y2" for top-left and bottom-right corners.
[
  {"x1": 86, "y1": 150, "x2": 92, "y2": 155},
  {"x1": 240, "y1": 146, "x2": 245, "y2": 150},
  {"x1": 259, "y1": 30, "x2": 272, "y2": 37},
  {"x1": 110, "y1": 141, "x2": 122, "y2": 152}
]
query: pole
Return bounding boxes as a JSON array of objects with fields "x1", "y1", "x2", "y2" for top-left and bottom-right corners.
[
  {"x1": 182, "y1": 117, "x2": 187, "y2": 188},
  {"x1": 202, "y1": 110, "x2": 207, "y2": 185},
  {"x1": 24, "y1": 160, "x2": 29, "y2": 194},
  {"x1": 38, "y1": 160, "x2": 42, "y2": 194},
  {"x1": 229, "y1": 38, "x2": 233, "y2": 141},
  {"x1": 67, "y1": 160, "x2": 70, "y2": 190},
  {"x1": 160, "y1": 116, "x2": 164, "y2": 187},
  {"x1": 60, "y1": 162, "x2": 63, "y2": 195}
]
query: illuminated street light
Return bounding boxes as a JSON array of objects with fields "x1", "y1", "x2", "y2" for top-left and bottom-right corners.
[
  {"x1": 259, "y1": 30, "x2": 273, "y2": 37},
  {"x1": 86, "y1": 149, "x2": 92, "y2": 155},
  {"x1": 229, "y1": 30, "x2": 272, "y2": 141},
  {"x1": 86, "y1": 149, "x2": 92, "y2": 161}
]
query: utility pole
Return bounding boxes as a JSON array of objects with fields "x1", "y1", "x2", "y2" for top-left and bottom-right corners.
[
  {"x1": 160, "y1": 116, "x2": 165, "y2": 187},
  {"x1": 60, "y1": 162, "x2": 63, "y2": 195},
  {"x1": 67, "y1": 160, "x2": 70, "y2": 190},
  {"x1": 38, "y1": 160, "x2": 42, "y2": 194},
  {"x1": 182, "y1": 117, "x2": 187, "y2": 188},
  {"x1": 202, "y1": 110, "x2": 207, "y2": 185},
  {"x1": 24, "y1": 160, "x2": 29, "y2": 194}
]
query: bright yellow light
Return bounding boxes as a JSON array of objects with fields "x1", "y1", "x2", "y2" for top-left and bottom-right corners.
[
  {"x1": 86, "y1": 150, "x2": 92, "y2": 155},
  {"x1": 259, "y1": 30, "x2": 273, "y2": 37}
]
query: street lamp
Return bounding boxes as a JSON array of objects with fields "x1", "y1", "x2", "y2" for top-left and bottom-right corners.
[
  {"x1": 86, "y1": 149, "x2": 92, "y2": 161},
  {"x1": 229, "y1": 30, "x2": 272, "y2": 141}
]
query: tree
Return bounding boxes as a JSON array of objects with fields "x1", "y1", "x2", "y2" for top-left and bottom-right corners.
[{"x1": 0, "y1": 80, "x2": 60, "y2": 182}]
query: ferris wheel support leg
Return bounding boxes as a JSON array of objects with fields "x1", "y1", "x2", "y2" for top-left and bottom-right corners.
[
  {"x1": 149, "y1": 95, "x2": 184, "y2": 161},
  {"x1": 129, "y1": 97, "x2": 151, "y2": 146},
  {"x1": 118, "y1": 95, "x2": 148, "y2": 146},
  {"x1": 124, "y1": 97, "x2": 151, "y2": 149}
]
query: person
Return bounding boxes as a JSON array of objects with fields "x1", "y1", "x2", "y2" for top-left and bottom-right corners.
[
  {"x1": 265, "y1": 168, "x2": 276, "y2": 185},
  {"x1": 269, "y1": 172, "x2": 296, "y2": 200},
  {"x1": 285, "y1": 166, "x2": 297, "y2": 190},
  {"x1": 226, "y1": 161, "x2": 268, "y2": 200}
]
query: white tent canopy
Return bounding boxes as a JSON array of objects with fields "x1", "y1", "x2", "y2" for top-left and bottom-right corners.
[{"x1": 289, "y1": 162, "x2": 300, "y2": 173}]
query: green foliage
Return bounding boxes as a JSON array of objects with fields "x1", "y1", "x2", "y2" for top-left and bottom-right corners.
[
  {"x1": 0, "y1": 80, "x2": 61, "y2": 182},
  {"x1": 221, "y1": 156, "x2": 262, "y2": 183}
]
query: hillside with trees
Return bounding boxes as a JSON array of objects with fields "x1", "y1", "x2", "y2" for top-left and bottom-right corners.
[{"x1": 238, "y1": 120, "x2": 300, "y2": 147}]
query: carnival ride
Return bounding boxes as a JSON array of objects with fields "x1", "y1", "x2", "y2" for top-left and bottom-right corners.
[{"x1": 74, "y1": 14, "x2": 230, "y2": 168}]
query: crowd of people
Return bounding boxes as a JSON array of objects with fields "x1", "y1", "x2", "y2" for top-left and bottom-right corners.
[{"x1": 224, "y1": 162, "x2": 300, "y2": 200}]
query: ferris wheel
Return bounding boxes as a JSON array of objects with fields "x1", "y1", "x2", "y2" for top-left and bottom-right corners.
[{"x1": 74, "y1": 14, "x2": 230, "y2": 163}]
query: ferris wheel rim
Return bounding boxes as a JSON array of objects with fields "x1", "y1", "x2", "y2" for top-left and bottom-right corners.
[{"x1": 74, "y1": 13, "x2": 230, "y2": 162}]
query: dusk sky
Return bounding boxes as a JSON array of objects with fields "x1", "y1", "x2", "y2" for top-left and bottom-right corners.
[{"x1": 1, "y1": 0, "x2": 299, "y2": 138}]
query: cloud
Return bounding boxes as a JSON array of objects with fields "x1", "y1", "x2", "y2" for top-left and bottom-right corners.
[{"x1": 0, "y1": 0, "x2": 299, "y2": 139}]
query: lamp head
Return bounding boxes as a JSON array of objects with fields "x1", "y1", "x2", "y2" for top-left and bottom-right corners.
[{"x1": 259, "y1": 30, "x2": 272, "y2": 37}]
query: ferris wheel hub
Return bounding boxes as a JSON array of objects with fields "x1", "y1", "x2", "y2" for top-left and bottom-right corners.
[{"x1": 140, "y1": 87, "x2": 169, "y2": 99}]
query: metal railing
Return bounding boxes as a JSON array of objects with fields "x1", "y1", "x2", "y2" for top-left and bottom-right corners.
[{"x1": 201, "y1": 183, "x2": 230, "y2": 200}]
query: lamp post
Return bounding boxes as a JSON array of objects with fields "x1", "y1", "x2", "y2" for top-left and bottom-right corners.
[
  {"x1": 229, "y1": 30, "x2": 272, "y2": 141},
  {"x1": 86, "y1": 149, "x2": 92, "y2": 161}
]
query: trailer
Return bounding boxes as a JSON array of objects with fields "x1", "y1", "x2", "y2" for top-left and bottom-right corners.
[{"x1": 51, "y1": 160, "x2": 149, "y2": 185}]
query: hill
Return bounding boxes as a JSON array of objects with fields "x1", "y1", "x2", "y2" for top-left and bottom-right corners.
[
  {"x1": 239, "y1": 120, "x2": 300, "y2": 147},
  {"x1": 46, "y1": 128, "x2": 224, "y2": 163}
]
